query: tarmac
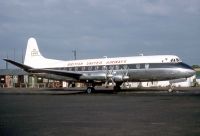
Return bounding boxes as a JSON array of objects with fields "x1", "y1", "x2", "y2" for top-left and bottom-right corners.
[
  {"x1": 0, "y1": 87, "x2": 200, "y2": 136},
  {"x1": 0, "y1": 87, "x2": 200, "y2": 95}
]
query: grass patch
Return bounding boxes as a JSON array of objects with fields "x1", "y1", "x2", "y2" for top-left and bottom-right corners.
[{"x1": 196, "y1": 71, "x2": 200, "y2": 78}]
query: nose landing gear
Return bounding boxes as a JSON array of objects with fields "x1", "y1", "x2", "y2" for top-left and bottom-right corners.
[{"x1": 168, "y1": 84, "x2": 175, "y2": 92}]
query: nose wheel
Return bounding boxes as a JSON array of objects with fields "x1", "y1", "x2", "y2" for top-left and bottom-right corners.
[{"x1": 168, "y1": 84, "x2": 175, "y2": 92}]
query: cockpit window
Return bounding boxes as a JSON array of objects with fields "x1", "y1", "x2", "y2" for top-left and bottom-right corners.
[
  {"x1": 171, "y1": 58, "x2": 176, "y2": 63},
  {"x1": 170, "y1": 58, "x2": 181, "y2": 63}
]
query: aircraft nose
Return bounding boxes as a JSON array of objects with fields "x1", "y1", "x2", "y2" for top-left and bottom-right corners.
[
  {"x1": 180, "y1": 63, "x2": 196, "y2": 77},
  {"x1": 188, "y1": 69, "x2": 196, "y2": 77},
  {"x1": 184, "y1": 67, "x2": 196, "y2": 77}
]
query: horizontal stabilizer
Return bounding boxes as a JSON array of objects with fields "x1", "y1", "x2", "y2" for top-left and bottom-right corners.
[
  {"x1": 4, "y1": 58, "x2": 82, "y2": 79},
  {"x1": 3, "y1": 59, "x2": 32, "y2": 71}
]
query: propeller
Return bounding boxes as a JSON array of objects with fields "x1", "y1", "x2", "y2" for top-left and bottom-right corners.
[
  {"x1": 105, "y1": 66, "x2": 116, "y2": 87},
  {"x1": 121, "y1": 66, "x2": 130, "y2": 88},
  {"x1": 121, "y1": 65, "x2": 129, "y2": 80}
]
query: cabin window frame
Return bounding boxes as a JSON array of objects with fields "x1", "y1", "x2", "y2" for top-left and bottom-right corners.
[
  {"x1": 145, "y1": 64, "x2": 149, "y2": 69},
  {"x1": 136, "y1": 64, "x2": 140, "y2": 69}
]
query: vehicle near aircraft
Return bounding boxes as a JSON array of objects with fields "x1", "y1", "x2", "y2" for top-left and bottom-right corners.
[{"x1": 4, "y1": 38, "x2": 195, "y2": 93}]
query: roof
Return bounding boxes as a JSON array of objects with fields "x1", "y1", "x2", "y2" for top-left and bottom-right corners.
[{"x1": 0, "y1": 69, "x2": 29, "y2": 76}]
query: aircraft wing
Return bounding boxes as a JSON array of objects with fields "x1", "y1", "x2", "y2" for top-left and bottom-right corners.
[
  {"x1": 3, "y1": 59, "x2": 82, "y2": 79},
  {"x1": 29, "y1": 68, "x2": 82, "y2": 79}
]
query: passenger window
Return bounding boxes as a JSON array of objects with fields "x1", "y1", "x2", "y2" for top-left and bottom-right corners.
[
  {"x1": 103, "y1": 66, "x2": 107, "y2": 70},
  {"x1": 115, "y1": 65, "x2": 119, "y2": 70},
  {"x1": 95, "y1": 66, "x2": 99, "y2": 70},
  {"x1": 88, "y1": 66, "x2": 93, "y2": 71},
  {"x1": 123, "y1": 65, "x2": 128, "y2": 69},
  {"x1": 145, "y1": 64, "x2": 149, "y2": 69},
  {"x1": 136, "y1": 64, "x2": 140, "y2": 69},
  {"x1": 109, "y1": 65, "x2": 114, "y2": 70},
  {"x1": 82, "y1": 66, "x2": 85, "y2": 71},
  {"x1": 99, "y1": 66, "x2": 102, "y2": 70},
  {"x1": 69, "y1": 67, "x2": 72, "y2": 71}
]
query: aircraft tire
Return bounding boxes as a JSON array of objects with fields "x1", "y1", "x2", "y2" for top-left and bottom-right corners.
[
  {"x1": 113, "y1": 85, "x2": 121, "y2": 92},
  {"x1": 168, "y1": 88, "x2": 172, "y2": 93},
  {"x1": 86, "y1": 87, "x2": 94, "y2": 94},
  {"x1": 168, "y1": 88, "x2": 173, "y2": 92},
  {"x1": 168, "y1": 85, "x2": 174, "y2": 92}
]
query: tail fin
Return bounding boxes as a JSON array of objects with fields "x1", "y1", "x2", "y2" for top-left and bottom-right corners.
[
  {"x1": 24, "y1": 37, "x2": 64, "y2": 68},
  {"x1": 3, "y1": 38, "x2": 64, "y2": 69},
  {"x1": 24, "y1": 38, "x2": 48, "y2": 68}
]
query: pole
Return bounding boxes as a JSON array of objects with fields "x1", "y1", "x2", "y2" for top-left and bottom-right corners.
[
  {"x1": 14, "y1": 48, "x2": 16, "y2": 61},
  {"x1": 22, "y1": 48, "x2": 24, "y2": 63},
  {"x1": 6, "y1": 53, "x2": 8, "y2": 69},
  {"x1": 72, "y1": 50, "x2": 77, "y2": 60}
]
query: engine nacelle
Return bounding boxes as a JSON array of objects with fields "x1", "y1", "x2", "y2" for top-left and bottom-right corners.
[{"x1": 113, "y1": 75, "x2": 122, "y2": 81}]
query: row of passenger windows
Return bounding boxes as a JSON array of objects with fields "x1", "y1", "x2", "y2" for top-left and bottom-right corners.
[{"x1": 51, "y1": 64, "x2": 150, "y2": 71}]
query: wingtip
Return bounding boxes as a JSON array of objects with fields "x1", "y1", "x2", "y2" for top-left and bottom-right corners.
[
  {"x1": 3, "y1": 58, "x2": 12, "y2": 61},
  {"x1": 3, "y1": 58, "x2": 8, "y2": 61},
  {"x1": 3, "y1": 58, "x2": 15, "y2": 63}
]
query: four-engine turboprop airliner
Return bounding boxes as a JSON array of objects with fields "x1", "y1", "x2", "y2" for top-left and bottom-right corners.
[{"x1": 4, "y1": 38, "x2": 195, "y2": 93}]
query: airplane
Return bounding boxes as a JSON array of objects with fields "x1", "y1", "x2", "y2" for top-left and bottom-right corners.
[{"x1": 4, "y1": 37, "x2": 195, "y2": 93}]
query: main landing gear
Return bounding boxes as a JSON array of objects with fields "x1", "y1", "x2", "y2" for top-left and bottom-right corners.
[
  {"x1": 113, "y1": 82, "x2": 122, "y2": 92},
  {"x1": 86, "y1": 87, "x2": 95, "y2": 94},
  {"x1": 85, "y1": 82, "x2": 123, "y2": 94},
  {"x1": 85, "y1": 81, "x2": 95, "y2": 94}
]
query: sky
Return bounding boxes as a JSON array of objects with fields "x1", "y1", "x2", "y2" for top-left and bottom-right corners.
[{"x1": 0, "y1": 0, "x2": 199, "y2": 69}]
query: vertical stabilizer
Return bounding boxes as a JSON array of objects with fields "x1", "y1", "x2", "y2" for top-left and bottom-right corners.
[
  {"x1": 24, "y1": 37, "x2": 45, "y2": 67},
  {"x1": 24, "y1": 37, "x2": 64, "y2": 68}
]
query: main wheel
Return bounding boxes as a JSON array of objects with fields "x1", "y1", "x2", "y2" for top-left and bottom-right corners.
[
  {"x1": 113, "y1": 85, "x2": 121, "y2": 92},
  {"x1": 86, "y1": 87, "x2": 94, "y2": 94}
]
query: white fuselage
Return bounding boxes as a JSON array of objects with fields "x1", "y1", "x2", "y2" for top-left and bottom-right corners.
[
  {"x1": 29, "y1": 55, "x2": 194, "y2": 83},
  {"x1": 27, "y1": 54, "x2": 180, "y2": 68}
]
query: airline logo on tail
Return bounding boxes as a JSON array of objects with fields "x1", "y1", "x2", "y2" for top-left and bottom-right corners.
[{"x1": 31, "y1": 49, "x2": 40, "y2": 56}]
